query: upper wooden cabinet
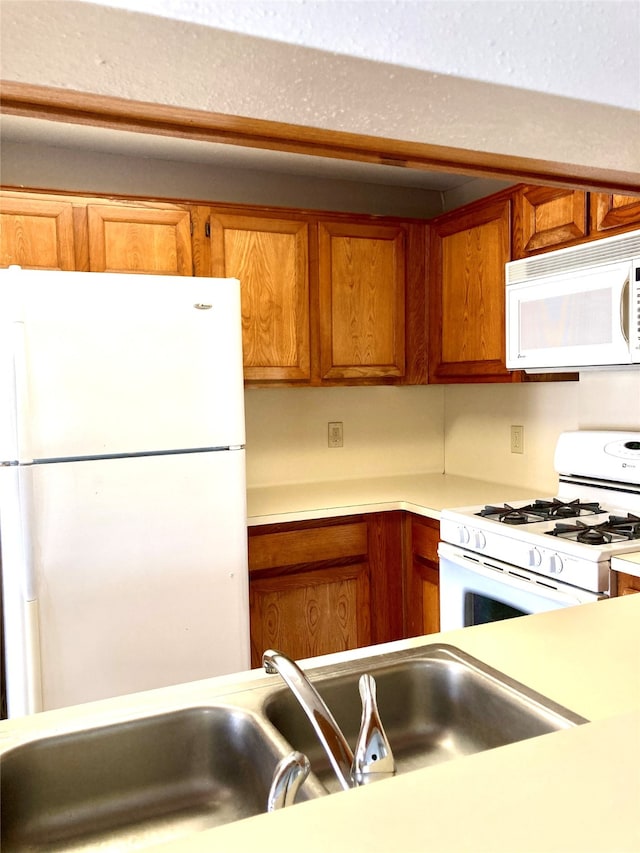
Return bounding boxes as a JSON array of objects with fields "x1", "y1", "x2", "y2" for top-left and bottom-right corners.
[
  {"x1": 0, "y1": 196, "x2": 78, "y2": 270},
  {"x1": 512, "y1": 186, "x2": 588, "y2": 258},
  {"x1": 318, "y1": 220, "x2": 406, "y2": 381},
  {"x1": 429, "y1": 195, "x2": 515, "y2": 383},
  {"x1": 205, "y1": 211, "x2": 311, "y2": 382},
  {"x1": 512, "y1": 187, "x2": 640, "y2": 258},
  {"x1": 590, "y1": 193, "x2": 640, "y2": 235},
  {"x1": 86, "y1": 204, "x2": 193, "y2": 274},
  {"x1": 194, "y1": 205, "x2": 425, "y2": 386}
]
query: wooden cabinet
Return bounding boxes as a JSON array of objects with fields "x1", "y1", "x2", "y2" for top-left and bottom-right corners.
[
  {"x1": 512, "y1": 186, "x2": 588, "y2": 258},
  {"x1": 428, "y1": 194, "x2": 515, "y2": 383},
  {"x1": 590, "y1": 193, "x2": 640, "y2": 235},
  {"x1": 512, "y1": 186, "x2": 640, "y2": 258},
  {"x1": 0, "y1": 191, "x2": 194, "y2": 276},
  {"x1": 194, "y1": 205, "x2": 425, "y2": 386},
  {"x1": 204, "y1": 210, "x2": 311, "y2": 382},
  {"x1": 318, "y1": 220, "x2": 405, "y2": 381},
  {"x1": 248, "y1": 512, "x2": 406, "y2": 667},
  {"x1": 404, "y1": 515, "x2": 440, "y2": 637},
  {"x1": 613, "y1": 572, "x2": 640, "y2": 596},
  {"x1": 248, "y1": 517, "x2": 371, "y2": 667},
  {"x1": 0, "y1": 195, "x2": 79, "y2": 269},
  {"x1": 86, "y1": 204, "x2": 193, "y2": 274}
]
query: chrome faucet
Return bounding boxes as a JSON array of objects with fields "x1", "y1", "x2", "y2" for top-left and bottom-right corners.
[{"x1": 262, "y1": 649, "x2": 395, "y2": 793}]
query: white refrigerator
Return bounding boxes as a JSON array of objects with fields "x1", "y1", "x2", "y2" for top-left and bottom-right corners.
[{"x1": 0, "y1": 267, "x2": 250, "y2": 718}]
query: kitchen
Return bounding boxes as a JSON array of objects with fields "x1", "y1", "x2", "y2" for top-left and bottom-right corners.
[{"x1": 1, "y1": 1, "x2": 640, "y2": 850}]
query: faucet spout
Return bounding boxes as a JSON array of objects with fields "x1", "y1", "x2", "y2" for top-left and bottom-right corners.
[{"x1": 262, "y1": 649, "x2": 354, "y2": 791}]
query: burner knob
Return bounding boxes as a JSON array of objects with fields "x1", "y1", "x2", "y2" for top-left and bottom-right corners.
[
  {"x1": 457, "y1": 526, "x2": 471, "y2": 545},
  {"x1": 548, "y1": 553, "x2": 563, "y2": 574},
  {"x1": 473, "y1": 530, "x2": 486, "y2": 550},
  {"x1": 528, "y1": 547, "x2": 542, "y2": 568}
]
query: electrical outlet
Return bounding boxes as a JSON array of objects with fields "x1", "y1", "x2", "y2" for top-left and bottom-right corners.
[
  {"x1": 511, "y1": 425, "x2": 524, "y2": 454},
  {"x1": 328, "y1": 421, "x2": 343, "y2": 448}
]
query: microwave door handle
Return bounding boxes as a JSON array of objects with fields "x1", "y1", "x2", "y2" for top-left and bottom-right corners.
[{"x1": 620, "y1": 277, "x2": 630, "y2": 343}]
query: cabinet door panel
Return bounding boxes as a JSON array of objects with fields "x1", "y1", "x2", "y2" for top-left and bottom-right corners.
[
  {"x1": 590, "y1": 193, "x2": 640, "y2": 234},
  {"x1": 87, "y1": 205, "x2": 192, "y2": 274},
  {"x1": 209, "y1": 214, "x2": 310, "y2": 382},
  {"x1": 318, "y1": 221, "x2": 405, "y2": 380},
  {"x1": 429, "y1": 197, "x2": 513, "y2": 381},
  {"x1": 404, "y1": 515, "x2": 440, "y2": 637},
  {"x1": 249, "y1": 564, "x2": 371, "y2": 667},
  {"x1": 1, "y1": 197, "x2": 77, "y2": 269},
  {"x1": 513, "y1": 186, "x2": 587, "y2": 257}
]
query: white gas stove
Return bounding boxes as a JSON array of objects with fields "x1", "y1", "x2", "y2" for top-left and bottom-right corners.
[{"x1": 439, "y1": 431, "x2": 640, "y2": 629}]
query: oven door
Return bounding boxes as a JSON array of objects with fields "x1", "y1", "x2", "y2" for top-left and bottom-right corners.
[{"x1": 439, "y1": 542, "x2": 603, "y2": 631}]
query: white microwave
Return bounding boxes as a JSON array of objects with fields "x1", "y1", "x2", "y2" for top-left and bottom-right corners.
[{"x1": 506, "y1": 229, "x2": 640, "y2": 373}]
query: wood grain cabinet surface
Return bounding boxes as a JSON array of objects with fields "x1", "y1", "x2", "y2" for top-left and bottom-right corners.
[
  {"x1": 204, "y1": 210, "x2": 311, "y2": 382},
  {"x1": 613, "y1": 571, "x2": 640, "y2": 596},
  {"x1": 0, "y1": 194, "x2": 78, "y2": 270},
  {"x1": 404, "y1": 515, "x2": 441, "y2": 637},
  {"x1": 86, "y1": 204, "x2": 193, "y2": 274},
  {"x1": 512, "y1": 186, "x2": 588, "y2": 258},
  {"x1": 590, "y1": 193, "x2": 640, "y2": 235},
  {"x1": 318, "y1": 220, "x2": 406, "y2": 381},
  {"x1": 512, "y1": 186, "x2": 640, "y2": 258},
  {"x1": 248, "y1": 512, "x2": 437, "y2": 667},
  {"x1": 248, "y1": 517, "x2": 372, "y2": 668},
  {"x1": 428, "y1": 194, "x2": 515, "y2": 383}
]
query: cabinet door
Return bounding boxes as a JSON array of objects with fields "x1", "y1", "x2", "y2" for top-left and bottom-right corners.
[
  {"x1": 248, "y1": 518, "x2": 370, "y2": 666},
  {"x1": 404, "y1": 516, "x2": 440, "y2": 637},
  {"x1": 86, "y1": 204, "x2": 193, "y2": 274},
  {"x1": 614, "y1": 572, "x2": 640, "y2": 596},
  {"x1": 590, "y1": 193, "x2": 640, "y2": 235},
  {"x1": 208, "y1": 213, "x2": 310, "y2": 382},
  {"x1": 0, "y1": 196, "x2": 78, "y2": 269},
  {"x1": 249, "y1": 563, "x2": 371, "y2": 666},
  {"x1": 318, "y1": 221, "x2": 405, "y2": 380},
  {"x1": 512, "y1": 186, "x2": 588, "y2": 258},
  {"x1": 429, "y1": 197, "x2": 514, "y2": 382}
]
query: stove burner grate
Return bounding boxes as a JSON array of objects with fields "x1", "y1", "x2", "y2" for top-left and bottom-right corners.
[
  {"x1": 477, "y1": 498, "x2": 604, "y2": 525},
  {"x1": 547, "y1": 514, "x2": 640, "y2": 545}
]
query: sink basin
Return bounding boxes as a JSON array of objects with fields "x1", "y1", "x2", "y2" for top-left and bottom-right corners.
[
  {"x1": 263, "y1": 644, "x2": 588, "y2": 793},
  {"x1": 1, "y1": 704, "x2": 314, "y2": 852}
]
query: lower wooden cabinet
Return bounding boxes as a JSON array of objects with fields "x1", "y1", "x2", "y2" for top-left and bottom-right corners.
[
  {"x1": 613, "y1": 572, "x2": 640, "y2": 596},
  {"x1": 248, "y1": 511, "x2": 439, "y2": 667},
  {"x1": 404, "y1": 515, "x2": 441, "y2": 637}
]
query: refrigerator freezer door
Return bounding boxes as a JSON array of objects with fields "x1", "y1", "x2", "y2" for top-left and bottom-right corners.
[
  {"x1": 2, "y1": 450, "x2": 250, "y2": 715},
  {"x1": 0, "y1": 269, "x2": 245, "y2": 462}
]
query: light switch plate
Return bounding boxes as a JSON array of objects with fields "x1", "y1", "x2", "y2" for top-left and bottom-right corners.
[{"x1": 511, "y1": 425, "x2": 524, "y2": 454}]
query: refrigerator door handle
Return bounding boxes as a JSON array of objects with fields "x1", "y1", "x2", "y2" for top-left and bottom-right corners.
[
  {"x1": 12, "y1": 321, "x2": 34, "y2": 464},
  {"x1": 18, "y1": 466, "x2": 38, "y2": 602}
]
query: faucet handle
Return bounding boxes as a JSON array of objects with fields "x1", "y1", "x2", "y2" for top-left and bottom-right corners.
[
  {"x1": 352, "y1": 673, "x2": 396, "y2": 784},
  {"x1": 267, "y1": 751, "x2": 311, "y2": 812}
]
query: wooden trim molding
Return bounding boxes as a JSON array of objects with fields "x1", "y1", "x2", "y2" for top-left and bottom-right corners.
[{"x1": 2, "y1": 81, "x2": 640, "y2": 194}]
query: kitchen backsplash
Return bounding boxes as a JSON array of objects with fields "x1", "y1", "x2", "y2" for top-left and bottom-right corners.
[
  {"x1": 245, "y1": 372, "x2": 639, "y2": 493},
  {"x1": 244, "y1": 385, "x2": 445, "y2": 487}
]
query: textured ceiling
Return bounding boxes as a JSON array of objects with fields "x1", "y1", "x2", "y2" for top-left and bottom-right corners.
[{"x1": 76, "y1": 0, "x2": 640, "y2": 111}]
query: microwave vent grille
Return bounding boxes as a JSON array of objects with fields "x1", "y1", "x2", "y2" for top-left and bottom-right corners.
[{"x1": 507, "y1": 228, "x2": 640, "y2": 285}]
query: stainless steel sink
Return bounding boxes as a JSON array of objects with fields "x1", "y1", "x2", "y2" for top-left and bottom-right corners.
[
  {"x1": 0, "y1": 644, "x2": 588, "y2": 850},
  {"x1": 262, "y1": 644, "x2": 588, "y2": 793},
  {"x1": 0, "y1": 704, "x2": 316, "y2": 852}
]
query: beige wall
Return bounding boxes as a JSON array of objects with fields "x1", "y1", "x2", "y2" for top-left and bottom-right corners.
[
  {"x1": 244, "y1": 386, "x2": 445, "y2": 487},
  {"x1": 444, "y1": 371, "x2": 640, "y2": 494},
  {"x1": 244, "y1": 372, "x2": 639, "y2": 493},
  {"x1": 0, "y1": 141, "x2": 444, "y2": 219}
]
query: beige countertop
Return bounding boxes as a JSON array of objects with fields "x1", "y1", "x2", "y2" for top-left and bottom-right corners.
[
  {"x1": 157, "y1": 596, "x2": 640, "y2": 853},
  {"x1": 612, "y1": 551, "x2": 640, "y2": 578},
  {"x1": 3, "y1": 595, "x2": 639, "y2": 853},
  {"x1": 247, "y1": 472, "x2": 540, "y2": 525}
]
